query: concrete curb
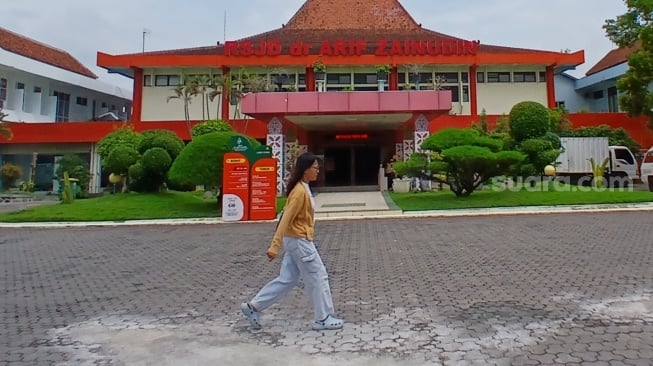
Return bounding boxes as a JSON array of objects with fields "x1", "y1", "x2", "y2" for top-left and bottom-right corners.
[{"x1": 1, "y1": 202, "x2": 653, "y2": 228}]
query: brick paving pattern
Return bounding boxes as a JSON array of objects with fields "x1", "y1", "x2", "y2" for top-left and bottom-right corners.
[{"x1": 1, "y1": 212, "x2": 652, "y2": 365}]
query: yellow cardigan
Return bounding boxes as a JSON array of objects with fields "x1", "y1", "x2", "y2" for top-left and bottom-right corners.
[{"x1": 268, "y1": 182, "x2": 315, "y2": 256}]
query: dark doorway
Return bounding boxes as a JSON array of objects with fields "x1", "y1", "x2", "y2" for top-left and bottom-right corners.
[
  {"x1": 323, "y1": 146, "x2": 380, "y2": 186},
  {"x1": 324, "y1": 147, "x2": 351, "y2": 186},
  {"x1": 354, "y1": 146, "x2": 380, "y2": 185}
]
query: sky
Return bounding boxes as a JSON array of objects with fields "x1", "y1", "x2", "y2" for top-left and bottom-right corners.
[{"x1": 3, "y1": 0, "x2": 627, "y2": 92}]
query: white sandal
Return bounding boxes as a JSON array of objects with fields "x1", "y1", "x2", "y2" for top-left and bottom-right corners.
[{"x1": 312, "y1": 315, "x2": 344, "y2": 330}]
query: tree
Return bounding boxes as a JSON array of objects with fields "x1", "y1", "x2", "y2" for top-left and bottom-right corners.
[
  {"x1": 191, "y1": 119, "x2": 233, "y2": 138},
  {"x1": 168, "y1": 131, "x2": 260, "y2": 191},
  {"x1": 167, "y1": 74, "x2": 199, "y2": 138},
  {"x1": 130, "y1": 147, "x2": 172, "y2": 192},
  {"x1": 509, "y1": 101, "x2": 551, "y2": 143},
  {"x1": 207, "y1": 74, "x2": 225, "y2": 120},
  {"x1": 104, "y1": 146, "x2": 140, "y2": 193},
  {"x1": 55, "y1": 154, "x2": 90, "y2": 193},
  {"x1": 421, "y1": 128, "x2": 525, "y2": 197},
  {"x1": 604, "y1": 2, "x2": 653, "y2": 127},
  {"x1": 97, "y1": 126, "x2": 143, "y2": 165},
  {"x1": 1, "y1": 162, "x2": 22, "y2": 188},
  {"x1": 517, "y1": 135, "x2": 562, "y2": 178},
  {"x1": 0, "y1": 106, "x2": 12, "y2": 140},
  {"x1": 138, "y1": 129, "x2": 185, "y2": 160}
]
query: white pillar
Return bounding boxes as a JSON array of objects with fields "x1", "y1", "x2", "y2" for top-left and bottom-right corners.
[{"x1": 89, "y1": 143, "x2": 102, "y2": 194}]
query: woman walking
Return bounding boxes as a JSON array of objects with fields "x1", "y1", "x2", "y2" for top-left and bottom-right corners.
[{"x1": 241, "y1": 152, "x2": 344, "y2": 330}]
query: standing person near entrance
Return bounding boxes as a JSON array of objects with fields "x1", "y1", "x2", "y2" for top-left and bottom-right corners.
[
  {"x1": 385, "y1": 154, "x2": 398, "y2": 190},
  {"x1": 241, "y1": 152, "x2": 344, "y2": 331}
]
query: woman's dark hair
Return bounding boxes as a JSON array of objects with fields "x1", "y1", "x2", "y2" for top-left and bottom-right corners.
[{"x1": 286, "y1": 152, "x2": 319, "y2": 196}]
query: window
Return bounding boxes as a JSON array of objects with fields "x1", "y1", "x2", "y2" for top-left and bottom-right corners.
[
  {"x1": 539, "y1": 71, "x2": 547, "y2": 82},
  {"x1": 326, "y1": 73, "x2": 351, "y2": 85},
  {"x1": 608, "y1": 86, "x2": 618, "y2": 112},
  {"x1": 434, "y1": 72, "x2": 459, "y2": 83},
  {"x1": 154, "y1": 75, "x2": 181, "y2": 86},
  {"x1": 76, "y1": 97, "x2": 88, "y2": 106},
  {"x1": 513, "y1": 72, "x2": 537, "y2": 83},
  {"x1": 53, "y1": 91, "x2": 70, "y2": 122},
  {"x1": 643, "y1": 150, "x2": 653, "y2": 164},
  {"x1": 593, "y1": 90, "x2": 604, "y2": 99},
  {"x1": 0, "y1": 78, "x2": 7, "y2": 107},
  {"x1": 16, "y1": 82, "x2": 25, "y2": 90},
  {"x1": 34, "y1": 86, "x2": 42, "y2": 93},
  {"x1": 556, "y1": 101, "x2": 566, "y2": 109},
  {"x1": 476, "y1": 72, "x2": 485, "y2": 83},
  {"x1": 144, "y1": 75, "x2": 152, "y2": 86},
  {"x1": 487, "y1": 72, "x2": 511, "y2": 83},
  {"x1": 613, "y1": 148, "x2": 635, "y2": 164},
  {"x1": 353, "y1": 73, "x2": 378, "y2": 84},
  {"x1": 442, "y1": 86, "x2": 460, "y2": 102}
]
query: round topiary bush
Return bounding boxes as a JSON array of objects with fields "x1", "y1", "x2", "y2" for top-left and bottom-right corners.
[
  {"x1": 138, "y1": 129, "x2": 185, "y2": 160},
  {"x1": 141, "y1": 147, "x2": 172, "y2": 175},
  {"x1": 104, "y1": 146, "x2": 140, "y2": 176},
  {"x1": 168, "y1": 132, "x2": 259, "y2": 190},
  {"x1": 509, "y1": 101, "x2": 551, "y2": 143}
]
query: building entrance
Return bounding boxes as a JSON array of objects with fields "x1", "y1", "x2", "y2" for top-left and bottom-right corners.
[{"x1": 323, "y1": 145, "x2": 381, "y2": 187}]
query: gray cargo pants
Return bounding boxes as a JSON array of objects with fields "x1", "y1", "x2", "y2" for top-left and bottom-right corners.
[{"x1": 250, "y1": 237, "x2": 335, "y2": 322}]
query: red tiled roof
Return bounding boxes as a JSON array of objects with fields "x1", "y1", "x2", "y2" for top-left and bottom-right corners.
[
  {"x1": 586, "y1": 43, "x2": 637, "y2": 76},
  {"x1": 285, "y1": 0, "x2": 420, "y2": 30},
  {"x1": 0, "y1": 27, "x2": 97, "y2": 79},
  {"x1": 127, "y1": 0, "x2": 567, "y2": 57}
]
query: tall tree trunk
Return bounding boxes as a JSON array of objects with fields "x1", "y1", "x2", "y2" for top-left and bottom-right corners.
[{"x1": 206, "y1": 94, "x2": 211, "y2": 120}]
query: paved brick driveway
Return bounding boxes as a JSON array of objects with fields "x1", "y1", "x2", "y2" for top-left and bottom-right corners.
[{"x1": 1, "y1": 212, "x2": 652, "y2": 365}]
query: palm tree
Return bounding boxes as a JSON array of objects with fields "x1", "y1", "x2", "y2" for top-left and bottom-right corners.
[
  {"x1": 208, "y1": 74, "x2": 225, "y2": 121},
  {"x1": 192, "y1": 74, "x2": 213, "y2": 120},
  {"x1": 0, "y1": 107, "x2": 12, "y2": 140},
  {"x1": 167, "y1": 74, "x2": 199, "y2": 139}
]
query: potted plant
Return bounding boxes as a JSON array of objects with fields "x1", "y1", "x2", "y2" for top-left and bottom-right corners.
[
  {"x1": 312, "y1": 59, "x2": 326, "y2": 80},
  {"x1": 391, "y1": 160, "x2": 412, "y2": 193},
  {"x1": 376, "y1": 64, "x2": 391, "y2": 81}
]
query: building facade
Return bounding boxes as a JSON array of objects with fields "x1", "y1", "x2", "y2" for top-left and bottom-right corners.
[
  {"x1": 0, "y1": 27, "x2": 132, "y2": 191},
  {"x1": 3, "y1": 0, "x2": 653, "y2": 193},
  {"x1": 95, "y1": 0, "x2": 587, "y2": 191}
]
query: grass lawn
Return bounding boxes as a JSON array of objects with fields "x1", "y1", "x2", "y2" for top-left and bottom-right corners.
[
  {"x1": 390, "y1": 185, "x2": 653, "y2": 211},
  {"x1": 0, "y1": 191, "x2": 288, "y2": 223},
  {"x1": 1, "y1": 186, "x2": 650, "y2": 222}
]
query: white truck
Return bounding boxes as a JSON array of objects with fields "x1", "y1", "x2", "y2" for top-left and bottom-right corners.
[{"x1": 555, "y1": 137, "x2": 638, "y2": 187}]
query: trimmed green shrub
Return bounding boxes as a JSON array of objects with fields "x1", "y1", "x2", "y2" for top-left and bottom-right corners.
[
  {"x1": 509, "y1": 101, "x2": 551, "y2": 143},
  {"x1": 138, "y1": 129, "x2": 185, "y2": 160},
  {"x1": 191, "y1": 120, "x2": 233, "y2": 137},
  {"x1": 130, "y1": 148, "x2": 172, "y2": 192},
  {"x1": 168, "y1": 132, "x2": 260, "y2": 190},
  {"x1": 421, "y1": 128, "x2": 525, "y2": 197},
  {"x1": 97, "y1": 126, "x2": 143, "y2": 165},
  {"x1": 104, "y1": 146, "x2": 140, "y2": 175}
]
